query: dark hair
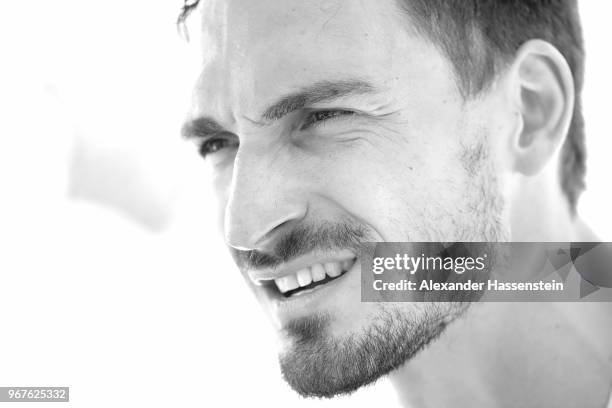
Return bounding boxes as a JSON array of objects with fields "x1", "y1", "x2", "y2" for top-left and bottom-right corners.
[
  {"x1": 177, "y1": 0, "x2": 586, "y2": 210},
  {"x1": 396, "y1": 0, "x2": 585, "y2": 211}
]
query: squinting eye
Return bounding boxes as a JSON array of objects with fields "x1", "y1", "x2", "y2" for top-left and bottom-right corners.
[
  {"x1": 199, "y1": 137, "x2": 238, "y2": 158},
  {"x1": 301, "y1": 109, "x2": 355, "y2": 130}
]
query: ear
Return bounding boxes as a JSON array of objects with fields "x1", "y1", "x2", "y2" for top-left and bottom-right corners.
[{"x1": 506, "y1": 39, "x2": 575, "y2": 176}]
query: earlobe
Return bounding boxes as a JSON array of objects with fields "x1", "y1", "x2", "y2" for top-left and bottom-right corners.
[{"x1": 508, "y1": 40, "x2": 575, "y2": 176}]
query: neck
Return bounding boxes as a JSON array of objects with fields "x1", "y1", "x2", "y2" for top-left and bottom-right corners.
[
  {"x1": 509, "y1": 172, "x2": 576, "y2": 240},
  {"x1": 389, "y1": 218, "x2": 612, "y2": 407},
  {"x1": 390, "y1": 301, "x2": 612, "y2": 407}
]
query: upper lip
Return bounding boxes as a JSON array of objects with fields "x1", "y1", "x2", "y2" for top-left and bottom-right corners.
[{"x1": 247, "y1": 249, "x2": 357, "y2": 285}]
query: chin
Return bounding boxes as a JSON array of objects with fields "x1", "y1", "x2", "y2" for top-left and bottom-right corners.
[{"x1": 276, "y1": 301, "x2": 467, "y2": 398}]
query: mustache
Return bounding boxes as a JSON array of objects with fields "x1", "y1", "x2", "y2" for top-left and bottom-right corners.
[{"x1": 231, "y1": 222, "x2": 368, "y2": 270}]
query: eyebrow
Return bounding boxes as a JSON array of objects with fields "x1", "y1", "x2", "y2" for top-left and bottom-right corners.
[
  {"x1": 261, "y1": 79, "x2": 376, "y2": 121},
  {"x1": 181, "y1": 116, "x2": 226, "y2": 141},
  {"x1": 181, "y1": 79, "x2": 376, "y2": 140}
]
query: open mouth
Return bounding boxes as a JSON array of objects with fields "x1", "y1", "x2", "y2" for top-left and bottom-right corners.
[{"x1": 261, "y1": 257, "x2": 357, "y2": 298}]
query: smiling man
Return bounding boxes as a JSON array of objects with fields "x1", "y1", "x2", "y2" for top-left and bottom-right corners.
[{"x1": 179, "y1": 1, "x2": 612, "y2": 406}]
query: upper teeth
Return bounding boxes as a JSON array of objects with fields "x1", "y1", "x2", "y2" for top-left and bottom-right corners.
[{"x1": 274, "y1": 259, "x2": 354, "y2": 294}]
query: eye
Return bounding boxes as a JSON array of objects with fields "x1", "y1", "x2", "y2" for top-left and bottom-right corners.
[
  {"x1": 300, "y1": 109, "x2": 355, "y2": 130},
  {"x1": 198, "y1": 136, "x2": 238, "y2": 159}
]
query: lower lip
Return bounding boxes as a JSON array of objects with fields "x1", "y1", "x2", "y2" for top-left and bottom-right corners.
[{"x1": 267, "y1": 259, "x2": 360, "y2": 319}]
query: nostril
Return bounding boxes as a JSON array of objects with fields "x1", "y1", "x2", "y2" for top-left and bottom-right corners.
[
  {"x1": 223, "y1": 170, "x2": 308, "y2": 250},
  {"x1": 246, "y1": 208, "x2": 308, "y2": 249}
]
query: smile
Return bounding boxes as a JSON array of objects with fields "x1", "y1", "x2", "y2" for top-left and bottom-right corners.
[{"x1": 249, "y1": 254, "x2": 357, "y2": 298}]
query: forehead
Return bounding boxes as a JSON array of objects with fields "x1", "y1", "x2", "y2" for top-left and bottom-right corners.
[
  {"x1": 200, "y1": 0, "x2": 403, "y2": 48},
  {"x1": 190, "y1": 0, "x2": 455, "y2": 124},
  {"x1": 195, "y1": 3, "x2": 406, "y2": 92}
]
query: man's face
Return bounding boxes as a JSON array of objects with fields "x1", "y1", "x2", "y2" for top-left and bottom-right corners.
[{"x1": 185, "y1": 0, "x2": 509, "y2": 397}]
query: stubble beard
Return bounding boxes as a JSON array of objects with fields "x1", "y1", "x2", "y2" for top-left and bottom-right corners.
[{"x1": 278, "y1": 136, "x2": 508, "y2": 398}]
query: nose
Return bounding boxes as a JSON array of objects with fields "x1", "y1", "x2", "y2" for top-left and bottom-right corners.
[{"x1": 224, "y1": 144, "x2": 307, "y2": 251}]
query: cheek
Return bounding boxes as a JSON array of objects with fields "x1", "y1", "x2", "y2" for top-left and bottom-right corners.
[
  {"x1": 315, "y1": 129, "x2": 492, "y2": 242},
  {"x1": 308, "y1": 151, "x2": 421, "y2": 241}
]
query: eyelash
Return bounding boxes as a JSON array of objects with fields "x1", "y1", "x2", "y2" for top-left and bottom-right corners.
[
  {"x1": 199, "y1": 136, "x2": 237, "y2": 158},
  {"x1": 197, "y1": 109, "x2": 355, "y2": 158},
  {"x1": 300, "y1": 109, "x2": 356, "y2": 130}
]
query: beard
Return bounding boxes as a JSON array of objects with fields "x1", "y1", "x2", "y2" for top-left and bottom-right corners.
[
  {"x1": 279, "y1": 302, "x2": 466, "y2": 398},
  {"x1": 235, "y1": 134, "x2": 508, "y2": 398}
]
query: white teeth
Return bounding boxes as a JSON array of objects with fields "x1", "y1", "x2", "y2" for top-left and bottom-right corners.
[
  {"x1": 296, "y1": 268, "x2": 313, "y2": 287},
  {"x1": 324, "y1": 262, "x2": 342, "y2": 277},
  {"x1": 311, "y1": 263, "x2": 326, "y2": 282},
  {"x1": 274, "y1": 275, "x2": 299, "y2": 293},
  {"x1": 273, "y1": 258, "x2": 355, "y2": 294}
]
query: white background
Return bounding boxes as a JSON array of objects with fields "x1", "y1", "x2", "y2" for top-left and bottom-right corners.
[{"x1": 0, "y1": 1, "x2": 610, "y2": 407}]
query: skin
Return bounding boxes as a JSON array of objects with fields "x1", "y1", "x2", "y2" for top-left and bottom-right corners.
[{"x1": 183, "y1": 0, "x2": 612, "y2": 406}]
